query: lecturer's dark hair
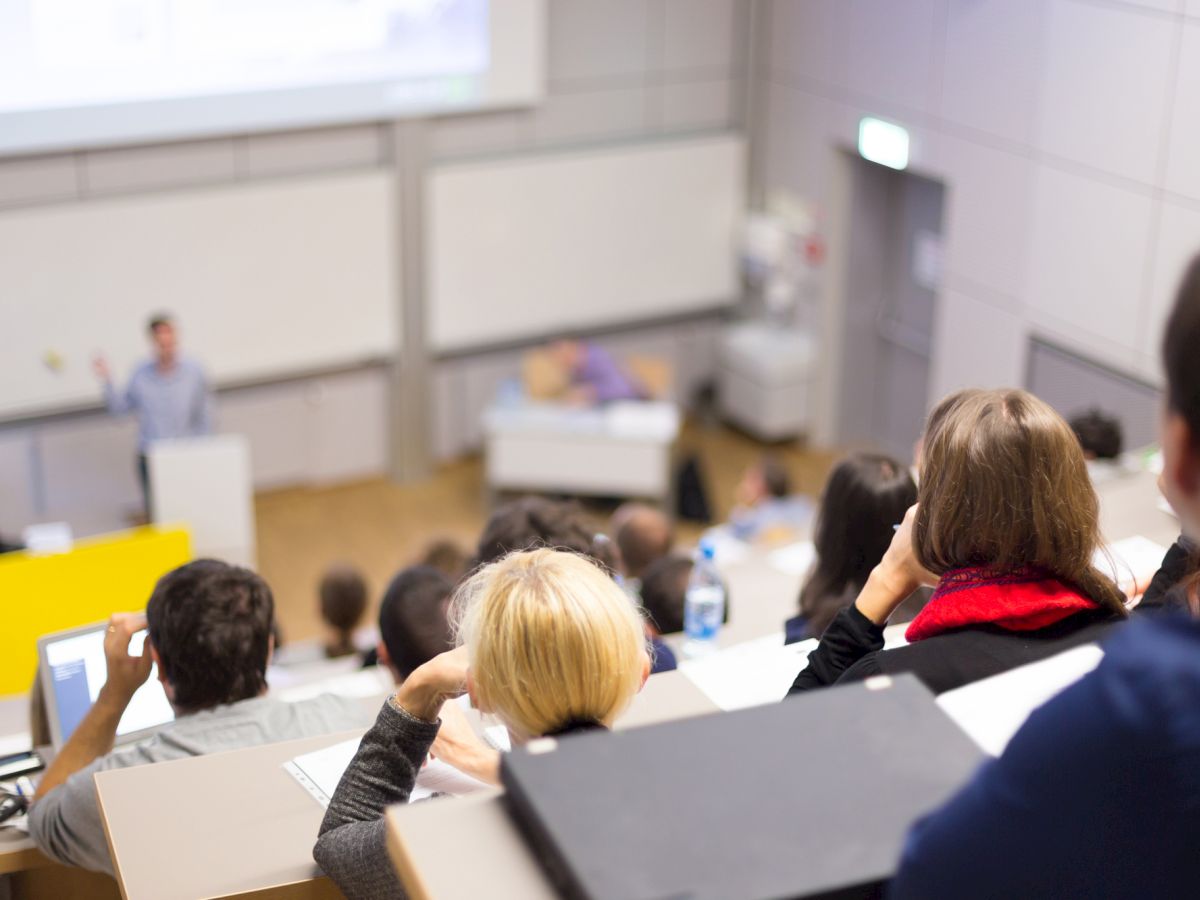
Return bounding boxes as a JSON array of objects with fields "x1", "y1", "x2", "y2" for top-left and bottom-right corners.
[
  {"x1": 147, "y1": 313, "x2": 174, "y2": 334},
  {"x1": 799, "y1": 453, "x2": 916, "y2": 635},
  {"x1": 146, "y1": 559, "x2": 274, "y2": 711}
]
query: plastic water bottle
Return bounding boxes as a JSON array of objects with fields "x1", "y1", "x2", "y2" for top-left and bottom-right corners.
[{"x1": 683, "y1": 539, "x2": 725, "y2": 658}]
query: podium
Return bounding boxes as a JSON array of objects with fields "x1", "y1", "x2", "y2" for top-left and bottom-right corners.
[
  {"x1": 147, "y1": 434, "x2": 255, "y2": 568},
  {"x1": 483, "y1": 401, "x2": 680, "y2": 501}
]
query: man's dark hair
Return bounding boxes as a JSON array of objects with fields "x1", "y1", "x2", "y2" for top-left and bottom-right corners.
[
  {"x1": 761, "y1": 455, "x2": 792, "y2": 499},
  {"x1": 319, "y1": 564, "x2": 368, "y2": 658},
  {"x1": 472, "y1": 497, "x2": 615, "y2": 572},
  {"x1": 379, "y1": 566, "x2": 455, "y2": 680},
  {"x1": 1069, "y1": 409, "x2": 1124, "y2": 460},
  {"x1": 638, "y1": 554, "x2": 692, "y2": 634},
  {"x1": 612, "y1": 503, "x2": 675, "y2": 581},
  {"x1": 639, "y1": 554, "x2": 730, "y2": 635},
  {"x1": 146, "y1": 559, "x2": 274, "y2": 712},
  {"x1": 1165, "y1": 255, "x2": 1200, "y2": 439},
  {"x1": 147, "y1": 313, "x2": 173, "y2": 334}
]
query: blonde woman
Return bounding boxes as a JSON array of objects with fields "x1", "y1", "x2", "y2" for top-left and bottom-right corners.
[
  {"x1": 313, "y1": 549, "x2": 650, "y2": 900},
  {"x1": 789, "y1": 388, "x2": 1128, "y2": 697}
]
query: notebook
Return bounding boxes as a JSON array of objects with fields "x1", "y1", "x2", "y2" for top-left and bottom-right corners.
[{"x1": 500, "y1": 674, "x2": 984, "y2": 900}]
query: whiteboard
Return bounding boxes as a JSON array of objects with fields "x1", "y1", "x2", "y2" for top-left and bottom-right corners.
[
  {"x1": 426, "y1": 134, "x2": 745, "y2": 351},
  {"x1": 0, "y1": 171, "x2": 398, "y2": 420}
]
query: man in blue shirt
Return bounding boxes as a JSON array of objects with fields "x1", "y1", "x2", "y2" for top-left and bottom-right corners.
[
  {"x1": 890, "y1": 256, "x2": 1200, "y2": 898},
  {"x1": 94, "y1": 314, "x2": 213, "y2": 519}
]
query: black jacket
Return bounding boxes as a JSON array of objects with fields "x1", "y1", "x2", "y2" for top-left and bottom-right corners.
[
  {"x1": 788, "y1": 536, "x2": 1193, "y2": 698},
  {"x1": 786, "y1": 604, "x2": 1119, "y2": 697}
]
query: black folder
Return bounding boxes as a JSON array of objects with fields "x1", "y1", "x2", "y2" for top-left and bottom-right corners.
[{"x1": 500, "y1": 674, "x2": 984, "y2": 900}]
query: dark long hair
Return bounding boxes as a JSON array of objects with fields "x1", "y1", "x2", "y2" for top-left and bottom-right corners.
[
  {"x1": 799, "y1": 453, "x2": 917, "y2": 634},
  {"x1": 1164, "y1": 255, "x2": 1200, "y2": 613}
]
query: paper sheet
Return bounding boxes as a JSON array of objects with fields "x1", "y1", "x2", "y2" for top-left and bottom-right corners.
[
  {"x1": 679, "y1": 634, "x2": 816, "y2": 711},
  {"x1": 765, "y1": 541, "x2": 816, "y2": 577},
  {"x1": 1093, "y1": 535, "x2": 1169, "y2": 598},
  {"x1": 937, "y1": 644, "x2": 1104, "y2": 757},
  {"x1": 284, "y1": 736, "x2": 491, "y2": 808}
]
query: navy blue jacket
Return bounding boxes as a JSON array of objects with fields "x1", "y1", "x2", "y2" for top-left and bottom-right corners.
[{"x1": 890, "y1": 613, "x2": 1200, "y2": 899}]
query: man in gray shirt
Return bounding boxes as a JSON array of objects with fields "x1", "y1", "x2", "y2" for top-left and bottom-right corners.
[
  {"x1": 29, "y1": 559, "x2": 371, "y2": 874},
  {"x1": 94, "y1": 314, "x2": 214, "y2": 518}
]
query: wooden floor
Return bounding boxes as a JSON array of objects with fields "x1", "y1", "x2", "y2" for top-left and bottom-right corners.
[{"x1": 257, "y1": 421, "x2": 838, "y2": 645}]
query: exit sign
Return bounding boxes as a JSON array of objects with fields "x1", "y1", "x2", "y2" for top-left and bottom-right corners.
[{"x1": 858, "y1": 117, "x2": 910, "y2": 170}]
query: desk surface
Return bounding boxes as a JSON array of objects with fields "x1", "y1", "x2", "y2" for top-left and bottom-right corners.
[
  {"x1": 90, "y1": 671, "x2": 715, "y2": 900},
  {"x1": 95, "y1": 730, "x2": 360, "y2": 900}
]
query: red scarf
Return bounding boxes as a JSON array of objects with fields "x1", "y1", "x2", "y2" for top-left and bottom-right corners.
[{"x1": 904, "y1": 566, "x2": 1100, "y2": 643}]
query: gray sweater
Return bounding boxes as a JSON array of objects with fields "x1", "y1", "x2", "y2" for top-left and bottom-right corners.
[
  {"x1": 29, "y1": 693, "x2": 369, "y2": 874},
  {"x1": 313, "y1": 697, "x2": 440, "y2": 900}
]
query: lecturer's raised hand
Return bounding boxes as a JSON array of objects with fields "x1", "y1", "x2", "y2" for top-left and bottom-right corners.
[
  {"x1": 92, "y1": 354, "x2": 111, "y2": 383},
  {"x1": 98, "y1": 612, "x2": 154, "y2": 708}
]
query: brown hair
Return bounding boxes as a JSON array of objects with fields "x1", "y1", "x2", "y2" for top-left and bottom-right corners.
[{"x1": 914, "y1": 388, "x2": 1126, "y2": 617}]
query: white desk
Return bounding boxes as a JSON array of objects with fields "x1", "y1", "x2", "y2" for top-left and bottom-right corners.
[{"x1": 484, "y1": 401, "x2": 680, "y2": 500}]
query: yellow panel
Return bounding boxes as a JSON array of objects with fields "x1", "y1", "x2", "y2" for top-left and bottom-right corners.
[{"x1": 0, "y1": 527, "x2": 191, "y2": 697}]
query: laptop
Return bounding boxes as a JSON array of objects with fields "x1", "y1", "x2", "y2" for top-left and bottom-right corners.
[
  {"x1": 500, "y1": 674, "x2": 984, "y2": 900},
  {"x1": 37, "y1": 621, "x2": 176, "y2": 750}
]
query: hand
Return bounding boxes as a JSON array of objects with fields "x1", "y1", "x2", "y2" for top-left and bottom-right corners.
[
  {"x1": 92, "y1": 354, "x2": 111, "y2": 382},
  {"x1": 878, "y1": 505, "x2": 937, "y2": 595},
  {"x1": 430, "y1": 698, "x2": 501, "y2": 785},
  {"x1": 855, "y1": 506, "x2": 938, "y2": 626},
  {"x1": 395, "y1": 646, "x2": 469, "y2": 723},
  {"x1": 98, "y1": 613, "x2": 153, "y2": 707}
]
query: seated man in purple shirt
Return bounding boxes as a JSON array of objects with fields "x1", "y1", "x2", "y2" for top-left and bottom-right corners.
[
  {"x1": 548, "y1": 338, "x2": 646, "y2": 406},
  {"x1": 94, "y1": 314, "x2": 214, "y2": 518}
]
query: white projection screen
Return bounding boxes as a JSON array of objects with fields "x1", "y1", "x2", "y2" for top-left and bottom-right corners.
[{"x1": 0, "y1": 0, "x2": 544, "y2": 156}]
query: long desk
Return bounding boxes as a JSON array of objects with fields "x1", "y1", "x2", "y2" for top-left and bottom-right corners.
[
  {"x1": 96, "y1": 730, "x2": 361, "y2": 900},
  {"x1": 90, "y1": 671, "x2": 715, "y2": 900}
]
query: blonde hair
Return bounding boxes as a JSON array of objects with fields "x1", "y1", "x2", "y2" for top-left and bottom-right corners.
[
  {"x1": 915, "y1": 389, "x2": 1126, "y2": 616},
  {"x1": 451, "y1": 549, "x2": 649, "y2": 739}
]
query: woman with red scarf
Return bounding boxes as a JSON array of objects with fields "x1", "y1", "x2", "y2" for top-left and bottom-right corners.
[{"x1": 788, "y1": 388, "x2": 1128, "y2": 696}]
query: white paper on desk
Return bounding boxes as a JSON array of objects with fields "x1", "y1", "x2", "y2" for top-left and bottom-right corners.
[
  {"x1": 274, "y1": 666, "x2": 393, "y2": 703},
  {"x1": 766, "y1": 541, "x2": 816, "y2": 577},
  {"x1": 679, "y1": 634, "x2": 816, "y2": 711},
  {"x1": 284, "y1": 737, "x2": 491, "y2": 809},
  {"x1": 1093, "y1": 535, "x2": 1169, "y2": 598},
  {"x1": 937, "y1": 644, "x2": 1103, "y2": 757}
]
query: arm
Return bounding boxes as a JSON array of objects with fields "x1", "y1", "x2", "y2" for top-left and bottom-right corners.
[
  {"x1": 95, "y1": 357, "x2": 135, "y2": 416},
  {"x1": 28, "y1": 614, "x2": 151, "y2": 873},
  {"x1": 1137, "y1": 535, "x2": 1197, "y2": 611},
  {"x1": 194, "y1": 368, "x2": 215, "y2": 435},
  {"x1": 788, "y1": 508, "x2": 933, "y2": 695},
  {"x1": 35, "y1": 614, "x2": 150, "y2": 801},
  {"x1": 890, "y1": 634, "x2": 1166, "y2": 900},
  {"x1": 313, "y1": 648, "x2": 468, "y2": 900}
]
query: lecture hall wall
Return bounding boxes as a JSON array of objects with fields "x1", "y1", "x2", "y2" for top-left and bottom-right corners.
[
  {"x1": 759, "y1": 0, "x2": 1200, "y2": 405},
  {"x1": 0, "y1": 1, "x2": 749, "y2": 536}
]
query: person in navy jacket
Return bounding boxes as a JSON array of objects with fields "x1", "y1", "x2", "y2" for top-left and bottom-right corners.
[{"x1": 889, "y1": 255, "x2": 1200, "y2": 899}]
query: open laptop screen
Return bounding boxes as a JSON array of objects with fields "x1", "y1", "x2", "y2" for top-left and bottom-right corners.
[{"x1": 39, "y1": 623, "x2": 175, "y2": 749}]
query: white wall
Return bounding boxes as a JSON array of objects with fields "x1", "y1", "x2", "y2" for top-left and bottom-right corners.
[
  {"x1": 760, "y1": 0, "x2": 1200, "y2": 406},
  {"x1": 0, "y1": 1, "x2": 749, "y2": 535}
]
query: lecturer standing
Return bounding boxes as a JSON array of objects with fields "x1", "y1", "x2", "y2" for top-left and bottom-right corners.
[{"x1": 94, "y1": 314, "x2": 214, "y2": 520}]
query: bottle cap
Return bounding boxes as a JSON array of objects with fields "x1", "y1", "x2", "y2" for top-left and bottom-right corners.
[{"x1": 697, "y1": 539, "x2": 715, "y2": 561}]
